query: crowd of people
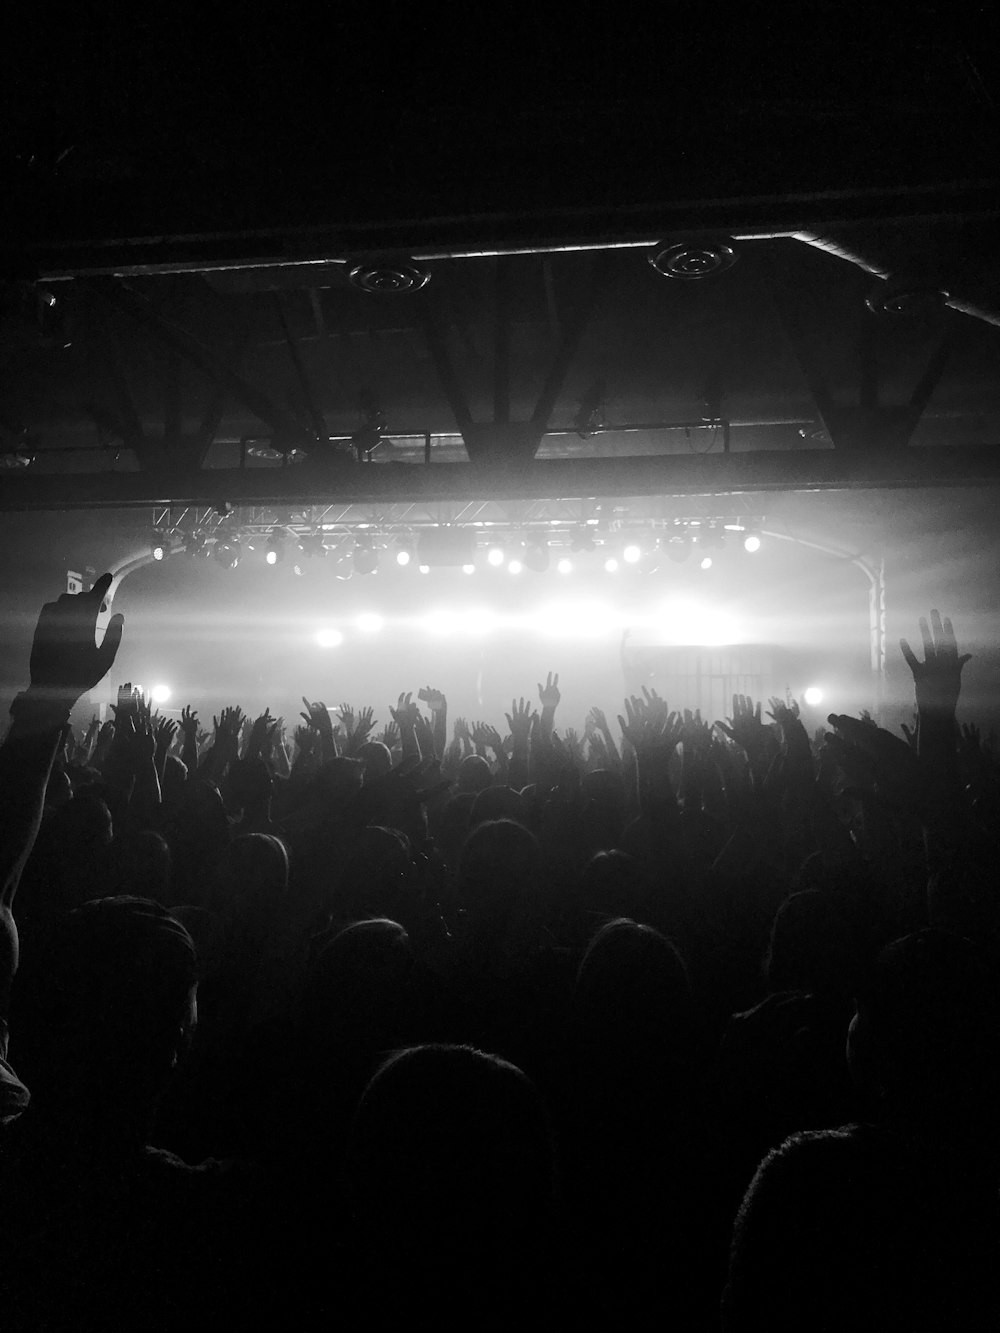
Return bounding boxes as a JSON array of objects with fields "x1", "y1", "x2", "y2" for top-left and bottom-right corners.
[{"x1": 1, "y1": 574, "x2": 998, "y2": 1329}]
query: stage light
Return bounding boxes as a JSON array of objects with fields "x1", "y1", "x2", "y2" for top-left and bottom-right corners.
[
  {"x1": 487, "y1": 545, "x2": 505, "y2": 567},
  {"x1": 266, "y1": 534, "x2": 283, "y2": 565},
  {"x1": 418, "y1": 564, "x2": 430, "y2": 574},
  {"x1": 700, "y1": 556, "x2": 713, "y2": 570},
  {"x1": 353, "y1": 542, "x2": 378, "y2": 576},
  {"x1": 744, "y1": 532, "x2": 762, "y2": 553},
  {"x1": 623, "y1": 542, "x2": 642, "y2": 564},
  {"x1": 152, "y1": 543, "x2": 165, "y2": 561},
  {"x1": 804, "y1": 686, "x2": 824, "y2": 707},
  {"x1": 465, "y1": 608, "x2": 498, "y2": 637},
  {"x1": 462, "y1": 563, "x2": 476, "y2": 575},
  {"x1": 315, "y1": 628, "x2": 344, "y2": 648},
  {"x1": 293, "y1": 563, "x2": 305, "y2": 576},
  {"x1": 604, "y1": 556, "x2": 620, "y2": 573},
  {"x1": 508, "y1": 559, "x2": 524, "y2": 575},
  {"x1": 423, "y1": 609, "x2": 460, "y2": 636},
  {"x1": 215, "y1": 539, "x2": 240, "y2": 569},
  {"x1": 150, "y1": 684, "x2": 171, "y2": 704},
  {"x1": 557, "y1": 557, "x2": 573, "y2": 574},
  {"x1": 357, "y1": 612, "x2": 385, "y2": 633},
  {"x1": 396, "y1": 548, "x2": 412, "y2": 567}
]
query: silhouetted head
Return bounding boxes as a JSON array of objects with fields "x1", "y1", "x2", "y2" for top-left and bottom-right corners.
[
  {"x1": 12, "y1": 896, "x2": 198, "y2": 1116},
  {"x1": 848, "y1": 928, "x2": 1000, "y2": 1144},
  {"x1": 353, "y1": 1044, "x2": 554, "y2": 1240},
  {"x1": 301, "y1": 918, "x2": 413, "y2": 1052},
  {"x1": 337, "y1": 826, "x2": 413, "y2": 924},
  {"x1": 458, "y1": 818, "x2": 539, "y2": 936},
  {"x1": 114, "y1": 830, "x2": 172, "y2": 904},
  {"x1": 212, "y1": 833, "x2": 289, "y2": 942},
  {"x1": 457, "y1": 753, "x2": 493, "y2": 795},
  {"x1": 766, "y1": 890, "x2": 860, "y2": 999},
  {"x1": 469, "y1": 783, "x2": 529, "y2": 828},
  {"x1": 357, "y1": 740, "x2": 393, "y2": 783},
  {"x1": 576, "y1": 918, "x2": 691, "y2": 1060},
  {"x1": 578, "y1": 849, "x2": 647, "y2": 922}
]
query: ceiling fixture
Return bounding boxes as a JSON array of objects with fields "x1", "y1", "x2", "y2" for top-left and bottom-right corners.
[
  {"x1": 266, "y1": 534, "x2": 283, "y2": 565},
  {"x1": 348, "y1": 260, "x2": 432, "y2": 294},
  {"x1": 648, "y1": 239, "x2": 738, "y2": 280}
]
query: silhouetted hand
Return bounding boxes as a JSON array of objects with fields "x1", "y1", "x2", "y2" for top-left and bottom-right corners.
[
  {"x1": 180, "y1": 705, "x2": 199, "y2": 740},
  {"x1": 538, "y1": 672, "x2": 561, "y2": 710},
  {"x1": 391, "y1": 692, "x2": 420, "y2": 730},
  {"x1": 23, "y1": 572, "x2": 124, "y2": 710},
  {"x1": 505, "y1": 697, "x2": 537, "y2": 747},
  {"x1": 900, "y1": 609, "x2": 971, "y2": 716},
  {"x1": 153, "y1": 716, "x2": 178, "y2": 755},
  {"x1": 353, "y1": 706, "x2": 376, "y2": 743},
  {"x1": 418, "y1": 687, "x2": 447, "y2": 714},
  {"x1": 716, "y1": 694, "x2": 769, "y2": 754},
  {"x1": 453, "y1": 716, "x2": 471, "y2": 744},
  {"x1": 301, "y1": 697, "x2": 334, "y2": 739},
  {"x1": 247, "y1": 710, "x2": 278, "y2": 760},
  {"x1": 111, "y1": 682, "x2": 140, "y2": 725},
  {"x1": 293, "y1": 724, "x2": 316, "y2": 756},
  {"x1": 379, "y1": 720, "x2": 400, "y2": 750}
]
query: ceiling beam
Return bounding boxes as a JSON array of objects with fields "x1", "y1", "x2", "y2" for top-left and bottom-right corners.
[{"x1": 2, "y1": 447, "x2": 1000, "y2": 510}]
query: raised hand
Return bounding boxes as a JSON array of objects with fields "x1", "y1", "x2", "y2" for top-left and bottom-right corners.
[
  {"x1": 453, "y1": 716, "x2": 471, "y2": 744},
  {"x1": 390, "y1": 692, "x2": 420, "y2": 730},
  {"x1": 900, "y1": 609, "x2": 971, "y2": 716},
  {"x1": 293, "y1": 724, "x2": 316, "y2": 756},
  {"x1": 538, "y1": 672, "x2": 561, "y2": 710},
  {"x1": 418, "y1": 686, "x2": 447, "y2": 714},
  {"x1": 247, "y1": 710, "x2": 278, "y2": 759},
  {"x1": 336, "y1": 702, "x2": 356, "y2": 736},
  {"x1": 153, "y1": 715, "x2": 178, "y2": 753},
  {"x1": 180, "y1": 705, "x2": 199, "y2": 739},
  {"x1": 23, "y1": 571, "x2": 124, "y2": 711},
  {"x1": 505, "y1": 697, "x2": 538, "y2": 748},
  {"x1": 587, "y1": 705, "x2": 609, "y2": 734},
  {"x1": 111, "y1": 682, "x2": 140, "y2": 724},
  {"x1": 378, "y1": 720, "x2": 400, "y2": 750},
  {"x1": 301, "y1": 697, "x2": 334, "y2": 738},
  {"x1": 354, "y1": 705, "x2": 376, "y2": 741},
  {"x1": 716, "y1": 694, "x2": 768, "y2": 753},
  {"x1": 213, "y1": 705, "x2": 245, "y2": 752}
]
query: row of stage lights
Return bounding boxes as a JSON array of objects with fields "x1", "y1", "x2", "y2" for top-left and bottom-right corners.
[{"x1": 151, "y1": 525, "x2": 764, "y2": 576}]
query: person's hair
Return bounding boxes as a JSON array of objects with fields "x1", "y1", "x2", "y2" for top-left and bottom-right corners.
[
  {"x1": 469, "y1": 784, "x2": 528, "y2": 827},
  {"x1": 457, "y1": 753, "x2": 493, "y2": 794},
  {"x1": 11, "y1": 896, "x2": 198, "y2": 1103},
  {"x1": 576, "y1": 917, "x2": 691, "y2": 1053},
  {"x1": 458, "y1": 818, "x2": 539, "y2": 926}
]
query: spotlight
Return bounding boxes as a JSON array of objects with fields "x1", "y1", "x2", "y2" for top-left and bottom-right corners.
[
  {"x1": 152, "y1": 542, "x2": 165, "y2": 561},
  {"x1": 487, "y1": 545, "x2": 505, "y2": 567},
  {"x1": 744, "y1": 533, "x2": 762, "y2": 553},
  {"x1": 623, "y1": 542, "x2": 642, "y2": 565},
  {"x1": 700, "y1": 556, "x2": 713, "y2": 570},
  {"x1": 508, "y1": 559, "x2": 524, "y2": 575},
  {"x1": 266, "y1": 534, "x2": 283, "y2": 565},
  {"x1": 804, "y1": 686, "x2": 824, "y2": 707},
  {"x1": 353, "y1": 541, "x2": 378, "y2": 576},
  {"x1": 462, "y1": 563, "x2": 476, "y2": 575},
  {"x1": 316, "y1": 628, "x2": 344, "y2": 648},
  {"x1": 396, "y1": 546, "x2": 412, "y2": 567},
  {"x1": 293, "y1": 563, "x2": 305, "y2": 576},
  {"x1": 150, "y1": 684, "x2": 171, "y2": 704},
  {"x1": 557, "y1": 557, "x2": 573, "y2": 574},
  {"x1": 357, "y1": 612, "x2": 385, "y2": 633},
  {"x1": 419, "y1": 564, "x2": 430, "y2": 574},
  {"x1": 604, "y1": 556, "x2": 620, "y2": 573}
]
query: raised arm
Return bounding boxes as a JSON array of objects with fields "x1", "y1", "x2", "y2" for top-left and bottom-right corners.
[{"x1": 0, "y1": 573, "x2": 123, "y2": 1009}]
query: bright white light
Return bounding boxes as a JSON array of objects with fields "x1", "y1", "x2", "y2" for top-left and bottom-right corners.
[
  {"x1": 468, "y1": 609, "x2": 500, "y2": 637},
  {"x1": 804, "y1": 686, "x2": 824, "y2": 707},
  {"x1": 266, "y1": 550, "x2": 278, "y2": 566},
  {"x1": 423, "y1": 609, "x2": 460, "y2": 636},
  {"x1": 557, "y1": 557, "x2": 573, "y2": 574},
  {"x1": 744, "y1": 534, "x2": 761, "y2": 553},
  {"x1": 623, "y1": 543, "x2": 642, "y2": 564},
  {"x1": 604, "y1": 557, "x2": 620, "y2": 573},
  {"x1": 293, "y1": 563, "x2": 305, "y2": 576},
  {"x1": 315, "y1": 628, "x2": 344, "y2": 648},
  {"x1": 152, "y1": 545, "x2": 165, "y2": 561},
  {"x1": 418, "y1": 564, "x2": 430, "y2": 574},
  {"x1": 150, "y1": 684, "x2": 171, "y2": 704},
  {"x1": 700, "y1": 556, "x2": 713, "y2": 570},
  {"x1": 656, "y1": 597, "x2": 740, "y2": 647},
  {"x1": 462, "y1": 563, "x2": 476, "y2": 575},
  {"x1": 487, "y1": 546, "x2": 505, "y2": 567},
  {"x1": 396, "y1": 549, "x2": 411, "y2": 566},
  {"x1": 534, "y1": 599, "x2": 619, "y2": 641},
  {"x1": 508, "y1": 559, "x2": 523, "y2": 575},
  {"x1": 357, "y1": 613, "x2": 385, "y2": 633}
]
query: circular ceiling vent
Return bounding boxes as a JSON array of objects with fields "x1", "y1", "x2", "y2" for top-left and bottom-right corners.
[
  {"x1": 348, "y1": 261, "x2": 431, "y2": 294},
  {"x1": 865, "y1": 278, "x2": 949, "y2": 317},
  {"x1": 648, "y1": 241, "x2": 738, "y2": 280}
]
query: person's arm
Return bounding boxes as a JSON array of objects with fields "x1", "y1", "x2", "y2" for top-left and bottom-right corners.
[
  {"x1": 390, "y1": 693, "x2": 421, "y2": 762},
  {"x1": 180, "y1": 706, "x2": 200, "y2": 777},
  {"x1": 419, "y1": 688, "x2": 448, "y2": 759},
  {"x1": 900, "y1": 610, "x2": 969, "y2": 809},
  {"x1": 153, "y1": 715, "x2": 178, "y2": 786},
  {"x1": 537, "y1": 672, "x2": 560, "y2": 742},
  {"x1": 505, "y1": 697, "x2": 536, "y2": 791},
  {"x1": 0, "y1": 573, "x2": 123, "y2": 1013},
  {"x1": 302, "y1": 698, "x2": 338, "y2": 763}
]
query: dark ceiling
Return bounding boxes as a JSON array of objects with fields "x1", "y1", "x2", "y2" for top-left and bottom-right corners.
[{"x1": 2, "y1": 5, "x2": 999, "y2": 512}]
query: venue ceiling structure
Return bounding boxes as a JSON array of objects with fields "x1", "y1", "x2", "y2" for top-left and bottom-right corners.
[{"x1": 2, "y1": 9, "x2": 999, "y2": 525}]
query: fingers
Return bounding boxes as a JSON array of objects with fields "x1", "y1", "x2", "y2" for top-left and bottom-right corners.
[
  {"x1": 97, "y1": 614, "x2": 125, "y2": 673},
  {"x1": 919, "y1": 616, "x2": 933, "y2": 662},
  {"x1": 899, "y1": 638, "x2": 919, "y2": 673},
  {"x1": 89, "y1": 572, "x2": 114, "y2": 602}
]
